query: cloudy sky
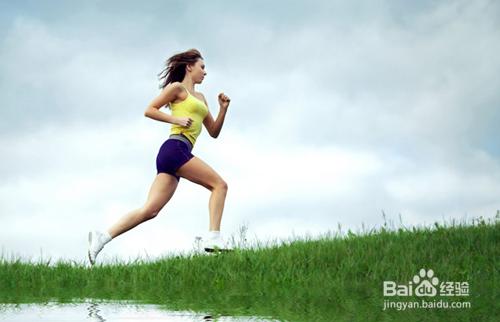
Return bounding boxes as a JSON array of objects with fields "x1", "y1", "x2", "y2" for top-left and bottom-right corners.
[{"x1": 1, "y1": 0, "x2": 499, "y2": 263}]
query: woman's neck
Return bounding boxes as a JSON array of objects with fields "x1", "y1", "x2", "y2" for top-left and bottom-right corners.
[{"x1": 181, "y1": 79, "x2": 195, "y2": 92}]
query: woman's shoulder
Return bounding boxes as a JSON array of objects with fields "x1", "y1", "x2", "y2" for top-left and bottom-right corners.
[
  {"x1": 166, "y1": 81, "x2": 184, "y2": 91},
  {"x1": 162, "y1": 82, "x2": 184, "y2": 97},
  {"x1": 165, "y1": 82, "x2": 187, "y2": 105}
]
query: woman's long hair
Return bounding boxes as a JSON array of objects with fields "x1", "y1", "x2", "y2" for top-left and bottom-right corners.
[{"x1": 157, "y1": 48, "x2": 203, "y2": 90}]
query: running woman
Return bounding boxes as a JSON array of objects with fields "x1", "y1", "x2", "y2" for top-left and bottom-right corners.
[{"x1": 88, "y1": 48, "x2": 232, "y2": 265}]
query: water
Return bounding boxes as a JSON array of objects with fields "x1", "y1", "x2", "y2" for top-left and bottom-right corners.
[{"x1": 0, "y1": 300, "x2": 279, "y2": 322}]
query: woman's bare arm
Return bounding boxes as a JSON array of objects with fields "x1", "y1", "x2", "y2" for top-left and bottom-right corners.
[
  {"x1": 202, "y1": 94, "x2": 228, "y2": 138},
  {"x1": 144, "y1": 82, "x2": 182, "y2": 124}
]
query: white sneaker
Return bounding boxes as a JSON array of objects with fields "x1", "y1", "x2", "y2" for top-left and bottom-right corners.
[
  {"x1": 88, "y1": 230, "x2": 112, "y2": 265},
  {"x1": 203, "y1": 236, "x2": 233, "y2": 253}
]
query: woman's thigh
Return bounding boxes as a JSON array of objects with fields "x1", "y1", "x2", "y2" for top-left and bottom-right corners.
[
  {"x1": 143, "y1": 173, "x2": 179, "y2": 213},
  {"x1": 175, "y1": 157, "x2": 226, "y2": 190}
]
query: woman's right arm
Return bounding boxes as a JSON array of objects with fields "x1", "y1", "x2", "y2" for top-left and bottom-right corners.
[{"x1": 144, "y1": 83, "x2": 181, "y2": 124}]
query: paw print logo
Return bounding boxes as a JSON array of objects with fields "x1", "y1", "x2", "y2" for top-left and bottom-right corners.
[{"x1": 413, "y1": 268, "x2": 439, "y2": 297}]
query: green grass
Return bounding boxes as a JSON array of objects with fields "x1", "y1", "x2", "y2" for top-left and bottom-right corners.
[{"x1": 0, "y1": 214, "x2": 498, "y2": 322}]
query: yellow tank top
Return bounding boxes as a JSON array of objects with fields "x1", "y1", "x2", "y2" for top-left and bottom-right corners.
[{"x1": 169, "y1": 84, "x2": 209, "y2": 147}]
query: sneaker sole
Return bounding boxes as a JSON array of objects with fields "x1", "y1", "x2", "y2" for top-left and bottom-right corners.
[{"x1": 204, "y1": 247, "x2": 233, "y2": 253}]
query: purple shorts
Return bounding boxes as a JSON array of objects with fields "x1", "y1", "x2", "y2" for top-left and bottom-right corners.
[{"x1": 156, "y1": 137, "x2": 194, "y2": 181}]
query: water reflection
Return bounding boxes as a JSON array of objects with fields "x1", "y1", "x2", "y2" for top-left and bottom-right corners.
[
  {"x1": 87, "y1": 302, "x2": 105, "y2": 321},
  {"x1": 83, "y1": 300, "x2": 219, "y2": 321},
  {"x1": 0, "y1": 300, "x2": 277, "y2": 322}
]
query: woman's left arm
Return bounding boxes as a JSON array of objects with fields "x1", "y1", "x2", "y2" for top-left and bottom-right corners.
[{"x1": 202, "y1": 92, "x2": 230, "y2": 138}]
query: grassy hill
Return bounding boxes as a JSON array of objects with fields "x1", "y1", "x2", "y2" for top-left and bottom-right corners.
[{"x1": 1, "y1": 215, "x2": 498, "y2": 321}]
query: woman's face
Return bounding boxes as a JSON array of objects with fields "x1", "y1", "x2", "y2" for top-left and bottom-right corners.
[{"x1": 188, "y1": 59, "x2": 207, "y2": 84}]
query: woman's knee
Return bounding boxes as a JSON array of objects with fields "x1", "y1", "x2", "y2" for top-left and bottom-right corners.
[{"x1": 213, "y1": 178, "x2": 228, "y2": 192}]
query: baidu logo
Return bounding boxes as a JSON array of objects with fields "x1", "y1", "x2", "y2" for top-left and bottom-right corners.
[
  {"x1": 382, "y1": 268, "x2": 471, "y2": 310},
  {"x1": 383, "y1": 268, "x2": 469, "y2": 297}
]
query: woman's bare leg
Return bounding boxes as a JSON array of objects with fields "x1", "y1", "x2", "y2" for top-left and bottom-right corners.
[
  {"x1": 107, "y1": 173, "x2": 179, "y2": 238},
  {"x1": 175, "y1": 157, "x2": 228, "y2": 231}
]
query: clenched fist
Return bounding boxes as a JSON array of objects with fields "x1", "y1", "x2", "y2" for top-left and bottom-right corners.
[
  {"x1": 175, "y1": 116, "x2": 193, "y2": 128},
  {"x1": 218, "y1": 93, "x2": 231, "y2": 109}
]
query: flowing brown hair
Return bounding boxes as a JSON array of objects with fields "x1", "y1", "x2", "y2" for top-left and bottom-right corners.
[{"x1": 157, "y1": 48, "x2": 204, "y2": 90}]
